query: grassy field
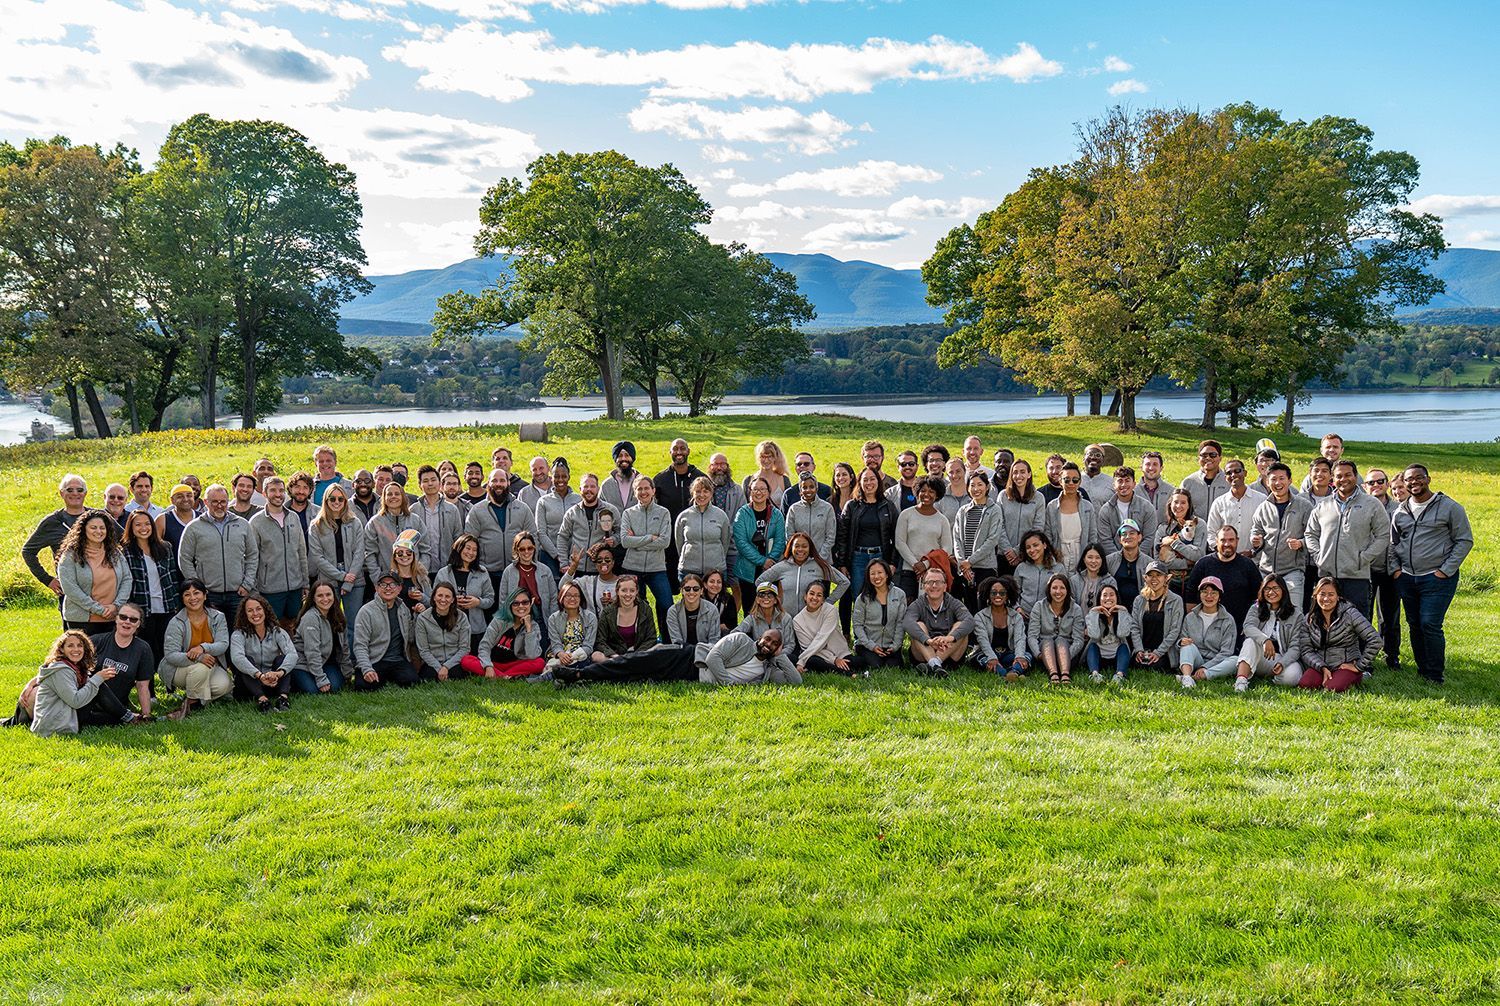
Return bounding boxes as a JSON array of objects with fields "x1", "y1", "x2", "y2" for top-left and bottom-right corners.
[{"x1": 2, "y1": 415, "x2": 1498, "y2": 1004}]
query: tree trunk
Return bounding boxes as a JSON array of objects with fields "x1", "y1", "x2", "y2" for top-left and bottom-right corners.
[
  {"x1": 200, "y1": 336, "x2": 219, "y2": 429},
  {"x1": 1065, "y1": 393, "x2": 1075, "y2": 417},
  {"x1": 1106, "y1": 390, "x2": 1121, "y2": 417},
  {"x1": 240, "y1": 325, "x2": 257, "y2": 430},
  {"x1": 81, "y1": 380, "x2": 113, "y2": 438},
  {"x1": 646, "y1": 376, "x2": 661, "y2": 420},
  {"x1": 1118, "y1": 387, "x2": 1138, "y2": 432},
  {"x1": 1199, "y1": 359, "x2": 1218, "y2": 430},
  {"x1": 64, "y1": 382, "x2": 84, "y2": 439},
  {"x1": 1282, "y1": 378, "x2": 1298, "y2": 434},
  {"x1": 1228, "y1": 385, "x2": 1241, "y2": 429},
  {"x1": 601, "y1": 339, "x2": 624, "y2": 420},
  {"x1": 146, "y1": 344, "x2": 182, "y2": 432},
  {"x1": 125, "y1": 379, "x2": 141, "y2": 435},
  {"x1": 1088, "y1": 388, "x2": 1103, "y2": 415},
  {"x1": 689, "y1": 373, "x2": 707, "y2": 418}
]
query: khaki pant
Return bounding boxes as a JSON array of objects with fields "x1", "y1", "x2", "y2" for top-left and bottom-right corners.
[{"x1": 167, "y1": 661, "x2": 234, "y2": 702}]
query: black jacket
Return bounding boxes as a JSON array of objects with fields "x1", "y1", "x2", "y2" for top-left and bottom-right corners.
[{"x1": 835, "y1": 498, "x2": 897, "y2": 568}]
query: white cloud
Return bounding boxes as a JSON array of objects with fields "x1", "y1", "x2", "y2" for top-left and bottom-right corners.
[
  {"x1": 803, "y1": 218, "x2": 911, "y2": 250},
  {"x1": 629, "y1": 99, "x2": 856, "y2": 155},
  {"x1": 366, "y1": 217, "x2": 479, "y2": 272},
  {"x1": 715, "y1": 200, "x2": 809, "y2": 223},
  {"x1": 886, "y1": 195, "x2": 991, "y2": 219},
  {"x1": 225, "y1": 0, "x2": 806, "y2": 19},
  {"x1": 384, "y1": 29, "x2": 1063, "y2": 103},
  {"x1": 1102, "y1": 55, "x2": 1132, "y2": 72},
  {"x1": 1462, "y1": 229, "x2": 1500, "y2": 244},
  {"x1": 702, "y1": 145, "x2": 751, "y2": 163},
  {"x1": 1107, "y1": 78, "x2": 1148, "y2": 95},
  {"x1": 1407, "y1": 194, "x2": 1500, "y2": 217},
  {"x1": 728, "y1": 159, "x2": 942, "y2": 198}
]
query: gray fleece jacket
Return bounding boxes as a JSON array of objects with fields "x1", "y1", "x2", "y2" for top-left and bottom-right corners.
[
  {"x1": 295, "y1": 609, "x2": 355, "y2": 689},
  {"x1": 177, "y1": 515, "x2": 257, "y2": 595},
  {"x1": 30, "y1": 661, "x2": 106, "y2": 738},
  {"x1": 464, "y1": 497, "x2": 538, "y2": 572},
  {"x1": 851, "y1": 586, "x2": 908, "y2": 651},
  {"x1": 1304, "y1": 491, "x2": 1391, "y2": 580},
  {"x1": 249, "y1": 510, "x2": 308, "y2": 595},
  {"x1": 309, "y1": 517, "x2": 366, "y2": 593},
  {"x1": 413, "y1": 609, "x2": 470, "y2": 673},
  {"x1": 704, "y1": 632, "x2": 801, "y2": 686},
  {"x1": 353, "y1": 600, "x2": 416, "y2": 675},
  {"x1": 1390, "y1": 493, "x2": 1473, "y2": 578},
  {"x1": 1178, "y1": 606, "x2": 1238, "y2": 664},
  {"x1": 1250, "y1": 494, "x2": 1315, "y2": 578},
  {"x1": 157, "y1": 608, "x2": 230, "y2": 689},
  {"x1": 433, "y1": 564, "x2": 495, "y2": 634},
  {"x1": 1026, "y1": 601, "x2": 1086, "y2": 658},
  {"x1": 784, "y1": 498, "x2": 838, "y2": 559},
  {"x1": 664, "y1": 601, "x2": 722, "y2": 648},
  {"x1": 58, "y1": 552, "x2": 131, "y2": 623},
  {"x1": 952, "y1": 500, "x2": 1005, "y2": 568},
  {"x1": 674, "y1": 504, "x2": 732, "y2": 576},
  {"x1": 621, "y1": 502, "x2": 672, "y2": 573},
  {"x1": 230, "y1": 627, "x2": 298, "y2": 679}
]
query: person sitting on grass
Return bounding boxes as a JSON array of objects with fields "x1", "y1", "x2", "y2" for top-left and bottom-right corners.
[
  {"x1": 352, "y1": 573, "x2": 422, "y2": 688},
  {"x1": 1027, "y1": 573, "x2": 1085, "y2": 685},
  {"x1": 736, "y1": 581, "x2": 799, "y2": 662},
  {"x1": 414, "y1": 583, "x2": 470, "y2": 683},
  {"x1": 293, "y1": 580, "x2": 353, "y2": 694},
  {"x1": 1175, "y1": 577, "x2": 1239, "y2": 690},
  {"x1": 792, "y1": 580, "x2": 853, "y2": 676},
  {"x1": 902, "y1": 567, "x2": 973, "y2": 677},
  {"x1": 230, "y1": 593, "x2": 298, "y2": 713},
  {"x1": 25, "y1": 630, "x2": 139, "y2": 737},
  {"x1": 1130, "y1": 561, "x2": 1184, "y2": 675},
  {"x1": 850, "y1": 558, "x2": 906, "y2": 675},
  {"x1": 158, "y1": 579, "x2": 233, "y2": 720},
  {"x1": 1233, "y1": 574, "x2": 1306, "y2": 693},
  {"x1": 1084, "y1": 583, "x2": 1135, "y2": 686},
  {"x1": 664, "y1": 573, "x2": 721, "y2": 666},
  {"x1": 546, "y1": 582, "x2": 598, "y2": 676},
  {"x1": 1298, "y1": 577, "x2": 1382, "y2": 693},
  {"x1": 973, "y1": 575, "x2": 1028, "y2": 681},
  {"x1": 465, "y1": 590, "x2": 546, "y2": 679}
]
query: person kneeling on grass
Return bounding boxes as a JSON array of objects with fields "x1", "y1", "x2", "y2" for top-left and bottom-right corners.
[
  {"x1": 973, "y1": 575, "x2": 1028, "y2": 680},
  {"x1": 463, "y1": 590, "x2": 546, "y2": 679},
  {"x1": 352, "y1": 573, "x2": 423, "y2": 688},
  {"x1": 850, "y1": 559, "x2": 906, "y2": 674},
  {"x1": 414, "y1": 583, "x2": 471, "y2": 683},
  {"x1": 1175, "y1": 577, "x2": 1239, "y2": 690},
  {"x1": 230, "y1": 593, "x2": 298, "y2": 713},
  {"x1": 293, "y1": 581, "x2": 354, "y2": 694},
  {"x1": 1299, "y1": 577, "x2": 1382, "y2": 693},
  {"x1": 1233, "y1": 574, "x2": 1307, "y2": 693},
  {"x1": 901, "y1": 567, "x2": 973, "y2": 677},
  {"x1": 1028, "y1": 573, "x2": 1085, "y2": 685},
  {"x1": 1084, "y1": 583, "x2": 1135, "y2": 686},
  {"x1": 702, "y1": 629, "x2": 802, "y2": 686},
  {"x1": 157, "y1": 579, "x2": 232, "y2": 720},
  {"x1": 792, "y1": 580, "x2": 853, "y2": 676}
]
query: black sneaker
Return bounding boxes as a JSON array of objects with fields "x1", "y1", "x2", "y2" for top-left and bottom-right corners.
[
  {"x1": 257, "y1": 698, "x2": 271, "y2": 713},
  {"x1": 274, "y1": 695, "x2": 290, "y2": 712}
]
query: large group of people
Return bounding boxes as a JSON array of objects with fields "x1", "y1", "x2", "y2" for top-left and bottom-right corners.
[{"x1": 7, "y1": 432, "x2": 1474, "y2": 737}]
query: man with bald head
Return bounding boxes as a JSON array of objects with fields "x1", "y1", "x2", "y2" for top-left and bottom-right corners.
[
  {"x1": 703, "y1": 628, "x2": 802, "y2": 686},
  {"x1": 654, "y1": 438, "x2": 706, "y2": 592}
]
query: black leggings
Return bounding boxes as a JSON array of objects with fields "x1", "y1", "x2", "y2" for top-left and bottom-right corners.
[
  {"x1": 803, "y1": 654, "x2": 850, "y2": 674},
  {"x1": 853, "y1": 645, "x2": 904, "y2": 671},
  {"x1": 562, "y1": 647, "x2": 698, "y2": 684},
  {"x1": 240, "y1": 670, "x2": 293, "y2": 701},
  {"x1": 77, "y1": 683, "x2": 137, "y2": 727}
]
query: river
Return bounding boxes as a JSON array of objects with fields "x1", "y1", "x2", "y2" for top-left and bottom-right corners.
[{"x1": 4, "y1": 388, "x2": 1500, "y2": 447}]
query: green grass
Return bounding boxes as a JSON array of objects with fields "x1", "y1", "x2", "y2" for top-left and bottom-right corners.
[{"x1": 2, "y1": 415, "x2": 1499, "y2": 1004}]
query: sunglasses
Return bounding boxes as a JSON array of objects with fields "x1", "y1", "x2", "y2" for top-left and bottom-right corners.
[
  {"x1": 115, "y1": 614, "x2": 141, "y2": 624},
  {"x1": 62, "y1": 487, "x2": 86, "y2": 493},
  {"x1": 1198, "y1": 452, "x2": 1220, "y2": 459},
  {"x1": 1366, "y1": 478, "x2": 1387, "y2": 486},
  {"x1": 1062, "y1": 478, "x2": 1080, "y2": 485},
  {"x1": 682, "y1": 585, "x2": 702, "y2": 592}
]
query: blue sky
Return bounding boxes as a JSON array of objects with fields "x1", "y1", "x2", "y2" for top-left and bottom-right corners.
[{"x1": 3, "y1": 0, "x2": 1497, "y2": 273}]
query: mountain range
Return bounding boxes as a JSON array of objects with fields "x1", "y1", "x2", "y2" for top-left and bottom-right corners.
[{"x1": 340, "y1": 246, "x2": 1500, "y2": 335}]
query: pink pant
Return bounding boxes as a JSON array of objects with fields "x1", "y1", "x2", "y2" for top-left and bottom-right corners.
[
  {"x1": 1298, "y1": 666, "x2": 1362, "y2": 692},
  {"x1": 458, "y1": 655, "x2": 546, "y2": 679}
]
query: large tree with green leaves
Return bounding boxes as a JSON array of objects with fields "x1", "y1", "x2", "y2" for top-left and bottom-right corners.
[
  {"x1": 431, "y1": 150, "x2": 712, "y2": 420},
  {"x1": 665, "y1": 239, "x2": 815, "y2": 417},
  {"x1": 157, "y1": 115, "x2": 372, "y2": 428},
  {"x1": 0, "y1": 138, "x2": 144, "y2": 438}
]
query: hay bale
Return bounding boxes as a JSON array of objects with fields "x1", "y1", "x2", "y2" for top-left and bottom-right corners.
[
  {"x1": 518, "y1": 421, "x2": 548, "y2": 443},
  {"x1": 1095, "y1": 443, "x2": 1125, "y2": 468}
]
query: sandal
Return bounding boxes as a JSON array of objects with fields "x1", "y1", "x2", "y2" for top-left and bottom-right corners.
[{"x1": 1048, "y1": 670, "x2": 1062, "y2": 685}]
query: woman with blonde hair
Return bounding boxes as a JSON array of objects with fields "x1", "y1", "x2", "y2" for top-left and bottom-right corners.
[{"x1": 742, "y1": 440, "x2": 793, "y2": 510}]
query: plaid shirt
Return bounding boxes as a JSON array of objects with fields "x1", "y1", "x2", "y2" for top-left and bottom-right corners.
[{"x1": 126, "y1": 543, "x2": 183, "y2": 616}]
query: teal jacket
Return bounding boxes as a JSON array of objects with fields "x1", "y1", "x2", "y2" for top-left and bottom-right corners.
[{"x1": 731, "y1": 504, "x2": 787, "y2": 584}]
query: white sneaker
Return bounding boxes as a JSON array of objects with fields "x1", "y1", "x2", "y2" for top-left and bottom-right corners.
[
  {"x1": 1234, "y1": 677, "x2": 1250, "y2": 693},
  {"x1": 1180, "y1": 674, "x2": 1196, "y2": 689},
  {"x1": 1111, "y1": 671, "x2": 1126, "y2": 686},
  {"x1": 1089, "y1": 670, "x2": 1104, "y2": 684}
]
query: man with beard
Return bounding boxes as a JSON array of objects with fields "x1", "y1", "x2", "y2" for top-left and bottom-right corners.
[
  {"x1": 861, "y1": 440, "x2": 897, "y2": 494},
  {"x1": 702, "y1": 628, "x2": 802, "y2": 686},
  {"x1": 1138, "y1": 451, "x2": 1175, "y2": 522},
  {"x1": 654, "y1": 438, "x2": 706, "y2": 591},
  {"x1": 602, "y1": 441, "x2": 640, "y2": 512},
  {"x1": 1081, "y1": 445, "x2": 1115, "y2": 503},
  {"x1": 460, "y1": 462, "x2": 489, "y2": 510},
  {"x1": 285, "y1": 472, "x2": 318, "y2": 547},
  {"x1": 708, "y1": 453, "x2": 747, "y2": 610},
  {"x1": 464, "y1": 468, "x2": 537, "y2": 609},
  {"x1": 349, "y1": 469, "x2": 379, "y2": 522},
  {"x1": 228, "y1": 474, "x2": 261, "y2": 521},
  {"x1": 442, "y1": 471, "x2": 471, "y2": 518},
  {"x1": 920, "y1": 443, "x2": 950, "y2": 480},
  {"x1": 516, "y1": 456, "x2": 553, "y2": 510},
  {"x1": 1186, "y1": 526, "x2": 1262, "y2": 631},
  {"x1": 990, "y1": 449, "x2": 1014, "y2": 498},
  {"x1": 534, "y1": 459, "x2": 581, "y2": 577},
  {"x1": 1038, "y1": 454, "x2": 1068, "y2": 504},
  {"x1": 558, "y1": 472, "x2": 620, "y2": 577},
  {"x1": 884, "y1": 450, "x2": 921, "y2": 512}
]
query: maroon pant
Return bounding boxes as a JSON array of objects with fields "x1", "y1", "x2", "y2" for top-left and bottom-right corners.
[{"x1": 1298, "y1": 665, "x2": 1362, "y2": 693}]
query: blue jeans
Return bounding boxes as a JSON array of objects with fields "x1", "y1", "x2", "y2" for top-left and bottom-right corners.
[
  {"x1": 634, "y1": 570, "x2": 673, "y2": 635},
  {"x1": 537, "y1": 552, "x2": 561, "y2": 578},
  {"x1": 1398, "y1": 571, "x2": 1459, "y2": 681},
  {"x1": 1085, "y1": 641, "x2": 1130, "y2": 676},
  {"x1": 978, "y1": 648, "x2": 1026, "y2": 675},
  {"x1": 293, "y1": 663, "x2": 345, "y2": 694},
  {"x1": 850, "y1": 549, "x2": 881, "y2": 603}
]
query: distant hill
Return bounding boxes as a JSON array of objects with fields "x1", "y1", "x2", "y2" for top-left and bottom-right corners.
[
  {"x1": 338, "y1": 246, "x2": 1500, "y2": 335},
  {"x1": 341, "y1": 252, "x2": 942, "y2": 332}
]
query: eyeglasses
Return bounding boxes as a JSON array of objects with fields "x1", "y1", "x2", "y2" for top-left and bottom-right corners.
[
  {"x1": 62, "y1": 487, "x2": 86, "y2": 493},
  {"x1": 115, "y1": 614, "x2": 140, "y2": 624},
  {"x1": 1062, "y1": 478, "x2": 1080, "y2": 485},
  {"x1": 898, "y1": 461, "x2": 917, "y2": 468},
  {"x1": 106, "y1": 496, "x2": 126, "y2": 502}
]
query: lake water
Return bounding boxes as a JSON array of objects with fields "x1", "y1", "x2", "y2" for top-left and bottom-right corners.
[{"x1": 5, "y1": 388, "x2": 1500, "y2": 446}]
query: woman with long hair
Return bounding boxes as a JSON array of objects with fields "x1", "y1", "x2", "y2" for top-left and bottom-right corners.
[
  {"x1": 1129, "y1": 562, "x2": 1185, "y2": 675},
  {"x1": 1298, "y1": 577, "x2": 1381, "y2": 693},
  {"x1": 665, "y1": 572, "x2": 721, "y2": 664},
  {"x1": 466, "y1": 590, "x2": 546, "y2": 679},
  {"x1": 362, "y1": 482, "x2": 421, "y2": 584},
  {"x1": 1070, "y1": 544, "x2": 1116, "y2": 613},
  {"x1": 1154, "y1": 489, "x2": 1203, "y2": 598},
  {"x1": 230, "y1": 593, "x2": 298, "y2": 713},
  {"x1": 1027, "y1": 573, "x2": 1084, "y2": 685},
  {"x1": 998, "y1": 459, "x2": 1045, "y2": 575},
  {"x1": 1084, "y1": 583, "x2": 1135, "y2": 685},
  {"x1": 57, "y1": 510, "x2": 131, "y2": 632},
  {"x1": 742, "y1": 440, "x2": 793, "y2": 509},
  {"x1": 763, "y1": 532, "x2": 850, "y2": 617},
  {"x1": 434, "y1": 533, "x2": 495, "y2": 655},
  {"x1": 1234, "y1": 574, "x2": 1306, "y2": 691},
  {"x1": 28, "y1": 630, "x2": 138, "y2": 737},
  {"x1": 123, "y1": 508, "x2": 181, "y2": 663},
  {"x1": 834, "y1": 467, "x2": 897, "y2": 608},
  {"x1": 953, "y1": 471, "x2": 1004, "y2": 612},
  {"x1": 732, "y1": 476, "x2": 787, "y2": 617},
  {"x1": 388, "y1": 533, "x2": 430, "y2": 614},
  {"x1": 701, "y1": 569, "x2": 738, "y2": 637},
  {"x1": 850, "y1": 558, "x2": 905, "y2": 674},
  {"x1": 1013, "y1": 530, "x2": 1067, "y2": 615},
  {"x1": 1044, "y1": 461, "x2": 1106, "y2": 571},
  {"x1": 498, "y1": 530, "x2": 559, "y2": 621},
  {"x1": 830, "y1": 462, "x2": 859, "y2": 517},
  {"x1": 546, "y1": 581, "x2": 599, "y2": 674},
  {"x1": 792, "y1": 580, "x2": 853, "y2": 676},
  {"x1": 292, "y1": 580, "x2": 353, "y2": 693},
  {"x1": 309, "y1": 483, "x2": 367, "y2": 640},
  {"x1": 414, "y1": 582, "x2": 469, "y2": 682}
]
